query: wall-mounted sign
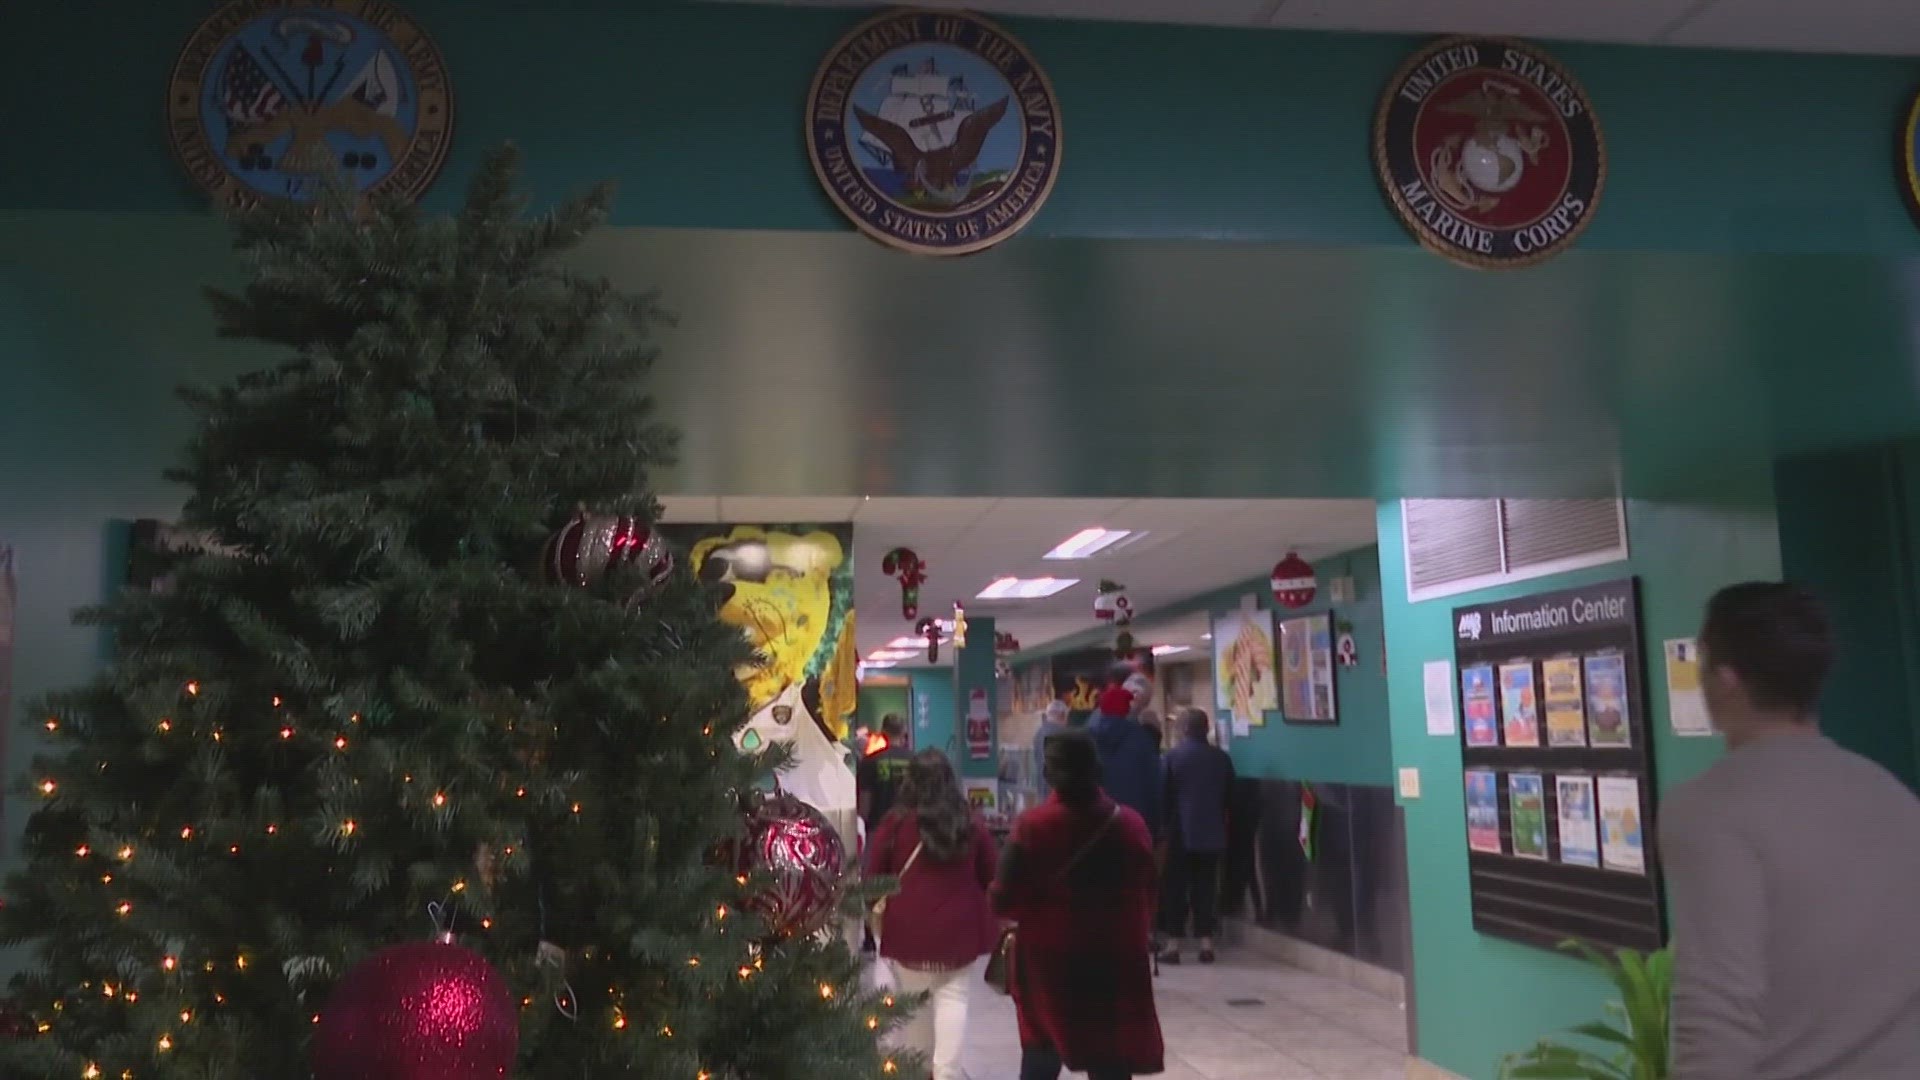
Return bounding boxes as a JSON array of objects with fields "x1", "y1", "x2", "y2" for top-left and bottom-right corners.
[
  {"x1": 1374, "y1": 37, "x2": 1604, "y2": 269},
  {"x1": 167, "y1": 0, "x2": 454, "y2": 210},
  {"x1": 805, "y1": 8, "x2": 1062, "y2": 256}
]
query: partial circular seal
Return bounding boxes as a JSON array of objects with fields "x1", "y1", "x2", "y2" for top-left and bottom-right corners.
[
  {"x1": 805, "y1": 9, "x2": 1063, "y2": 256},
  {"x1": 1374, "y1": 37, "x2": 1605, "y2": 269},
  {"x1": 167, "y1": 0, "x2": 455, "y2": 209}
]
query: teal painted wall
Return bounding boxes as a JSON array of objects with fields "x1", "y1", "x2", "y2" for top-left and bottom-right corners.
[
  {"x1": 1222, "y1": 548, "x2": 1394, "y2": 788},
  {"x1": 906, "y1": 669, "x2": 957, "y2": 764},
  {"x1": 1775, "y1": 444, "x2": 1920, "y2": 789},
  {"x1": 4, "y1": 2, "x2": 1920, "y2": 253},
  {"x1": 1378, "y1": 498, "x2": 1780, "y2": 1079}
]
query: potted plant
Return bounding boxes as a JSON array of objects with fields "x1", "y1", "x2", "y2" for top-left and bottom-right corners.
[{"x1": 1500, "y1": 943, "x2": 1671, "y2": 1079}]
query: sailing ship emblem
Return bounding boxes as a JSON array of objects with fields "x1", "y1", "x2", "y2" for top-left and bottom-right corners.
[
  {"x1": 167, "y1": 0, "x2": 455, "y2": 209},
  {"x1": 807, "y1": 9, "x2": 1062, "y2": 256},
  {"x1": 1374, "y1": 37, "x2": 1604, "y2": 270}
]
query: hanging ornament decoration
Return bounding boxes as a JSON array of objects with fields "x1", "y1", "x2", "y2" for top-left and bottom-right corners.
[
  {"x1": 1093, "y1": 580, "x2": 1132, "y2": 624},
  {"x1": 166, "y1": 0, "x2": 456, "y2": 211},
  {"x1": 951, "y1": 602, "x2": 969, "y2": 649},
  {"x1": 880, "y1": 547, "x2": 928, "y2": 620},
  {"x1": 1335, "y1": 619, "x2": 1360, "y2": 668},
  {"x1": 543, "y1": 509, "x2": 673, "y2": 592},
  {"x1": 915, "y1": 617, "x2": 943, "y2": 663},
  {"x1": 311, "y1": 941, "x2": 518, "y2": 1080},
  {"x1": 994, "y1": 630, "x2": 1021, "y2": 657},
  {"x1": 734, "y1": 790, "x2": 848, "y2": 941},
  {"x1": 1270, "y1": 553, "x2": 1318, "y2": 609}
]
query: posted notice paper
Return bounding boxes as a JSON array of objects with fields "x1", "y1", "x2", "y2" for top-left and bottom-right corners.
[
  {"x1": 1422, "y1": 660, "x2": 1456, "y2": 736},
  {"x1": 1664, "y1": 638, "x2": 1714, "y2": 737}
]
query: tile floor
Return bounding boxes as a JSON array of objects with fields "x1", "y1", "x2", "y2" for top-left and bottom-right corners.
[{"x1": 878, "y1": 953, "x2": 1412, "y2": 1079}]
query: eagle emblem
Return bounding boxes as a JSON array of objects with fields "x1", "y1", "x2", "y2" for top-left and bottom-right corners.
[
  {"x1": 168, "y1": 1, "x2": 454, "y2": 209},
  {"x1": 1373, "y1": 37, "x2": 1605, "y2": 270},
  {"x1": 806, "y1": 10, "x2": 1063, "y2": 256}
]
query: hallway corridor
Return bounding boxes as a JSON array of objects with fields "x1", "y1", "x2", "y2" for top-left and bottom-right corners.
[{"x1": 933, "y1": 955, "x2": 1410, "y2": 1079}]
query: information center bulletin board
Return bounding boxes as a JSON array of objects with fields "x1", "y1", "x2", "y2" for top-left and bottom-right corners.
[{"x1": 1452, "y1": 577, "x2": 1666, "y2": 954}]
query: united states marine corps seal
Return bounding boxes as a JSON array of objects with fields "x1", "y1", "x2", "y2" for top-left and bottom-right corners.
[
  {"x1": 806, "y1": 9, "x2": 1062, "y2": 256},
  {"x1": 1374, "y1": 38, "x2": 1604, "y2": 269},
  {"x1": 167, "y1": 0, "x2": 454, "y2": 209}
]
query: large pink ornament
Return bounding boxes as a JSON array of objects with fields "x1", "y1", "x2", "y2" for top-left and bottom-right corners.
[
  {"x1": 1271, "y1": 552, "x2": 1317, "y2": 609},
  {"x1": 312, "y1": 942, "x2": 518, "y2": 1080},
  {"x1": 735, "y1": 792, "x2": 847, "y2": 940}
]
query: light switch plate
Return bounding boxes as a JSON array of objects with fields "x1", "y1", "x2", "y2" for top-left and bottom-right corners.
[{"x1": 1398, "y1": 767, "x2": 1421, "y2": 800}]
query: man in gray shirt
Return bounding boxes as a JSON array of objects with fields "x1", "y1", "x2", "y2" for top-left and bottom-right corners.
[{"x1": 1664, "y1": 583, "x2": 1920, "y2": 1079}]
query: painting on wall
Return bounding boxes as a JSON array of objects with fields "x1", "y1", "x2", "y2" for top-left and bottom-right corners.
[
  {"x1": 1277, "y1": 611, "x2": 1337, "y2": 724},
  {"x1": 667, "y1": 524, "x2": 859, "y2": 837},
  {"x1": 1211, "y1": 604, "x2": 1278, "y2": 728},
  {"x1": 1051, "y1": 647, "x2": 1117, "y2": 722},
  {"x1": 1009, "y1": 661, "x2": 1054, "y2": 718},
  {"x1": 127, "y1": 519, "x2": 244, "y2": 593}
]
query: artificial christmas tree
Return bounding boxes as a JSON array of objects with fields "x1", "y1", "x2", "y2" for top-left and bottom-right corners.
[{"x1": 0, "y1": 149, "x2": 908, "y2": 1079}]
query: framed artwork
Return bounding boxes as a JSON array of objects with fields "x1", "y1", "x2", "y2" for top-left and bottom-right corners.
[
  {"x1": 1278, "y1": 610, "x2": 1338, "y2": 724},
  {"x1": 1211, "y1": 604, "x2": 1278, "y2": 728}
]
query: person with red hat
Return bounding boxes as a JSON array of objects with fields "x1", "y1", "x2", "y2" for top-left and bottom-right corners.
[{"x1": 1087, "y1": 679, "x2": 1163, "y2": 845}]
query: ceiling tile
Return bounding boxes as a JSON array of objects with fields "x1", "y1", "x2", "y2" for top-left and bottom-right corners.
[
  {"x1": 1270, "y1": 0, "x2": 1696, "y2": 45},
  {"x1": 1662, "y1": 0, "x2": 1920, "y2": 54}
]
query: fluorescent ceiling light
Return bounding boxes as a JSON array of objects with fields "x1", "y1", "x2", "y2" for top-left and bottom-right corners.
[
  {"x1": 863, "y1": 659, "x2": 897, "y2": 669},
  {"x1": 1043, "y1": 528, "x2": 1137, "y2": 560},
  {"x1": 976, "y1": 576, "x2": 1080, "y2": 600},
  {"x1": 885, "y1": 636, "x2": 925, "y2": 650},
  {"x1": 1200, "y1": 633, "x2": 1213, "y2": 640},
  {"x1": 1151, "y1": 644, "x2": 1191, "y2": 657},
  {"x1": 868, "y1": 649, "x2": 920, "y2": 661}
]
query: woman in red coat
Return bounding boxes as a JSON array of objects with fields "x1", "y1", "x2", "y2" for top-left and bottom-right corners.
[
  {"x1": 992, "y1": 728, "x2": 1164, "y2": 1079},
  {"x1": 865, "y1": 749, "x2": 1000, "y2": 1079}
]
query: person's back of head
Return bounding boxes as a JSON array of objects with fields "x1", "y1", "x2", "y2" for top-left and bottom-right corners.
[
  {"x1": 1700, "y1": 582, "x2": 1832, "y2": 739},
  {"x1": 880, "y1": 712, "x2": 907, "y2": 739},
  {"x1": 1181, "y1": 706, "x2": 1211, "y2": 743},
  {"x1": 1043, "y1": 728, "x2": 1103, "y2": 808},
  {"x1": 896, "y1": 748, "x2": 972, "y2": 860},
  {"x1": 1042, "y1": 699, "x2": 1068, "y2": 727},
  {"x1": 1095, "y1": 684, "x2": 1134, "y2": 720}
]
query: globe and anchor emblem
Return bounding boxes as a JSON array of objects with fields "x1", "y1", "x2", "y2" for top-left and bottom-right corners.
[{"x1": 1429, "y1": 79, "x2": 1551, "y2": 214}]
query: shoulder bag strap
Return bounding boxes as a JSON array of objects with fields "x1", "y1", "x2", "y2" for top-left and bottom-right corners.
[
  {"x1": 897, "y1": 840, "x2": 924, "y2": 879},
  {"x1": 1055, "y1": 806, "x2": 1121, "y2": 882}
]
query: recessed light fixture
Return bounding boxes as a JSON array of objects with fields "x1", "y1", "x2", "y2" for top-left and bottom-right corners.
[
  {"x1": 1150, "y1": 645, "x2": 1191, "y2": 657},
  {"x1": 1200, "y1": 633, "x2": 1213, "y2": 640},
  {"x1": 1043, "y1": 528, "x2": 1138, "y2": 560},
  {"x1": 863, "y1": 659, "x2": 898, "y2": 669},
  {"x1": 976, "y1": 577, "x2": 1080, "y2": 600}
]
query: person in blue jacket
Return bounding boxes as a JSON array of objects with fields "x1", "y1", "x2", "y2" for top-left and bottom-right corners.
[{"x1": 1086, "y1": 683, "x2": 1162, "y2": 842}]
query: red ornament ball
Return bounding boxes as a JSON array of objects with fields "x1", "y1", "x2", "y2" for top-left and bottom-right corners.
[
  {"x1": 735, "y1": 792, "x2": 847, "y2": 940},
  {"x1": 545, "y1": 511, "x2": 673, "y2": 591},
  {"x1": 1270, "y1": 552, "x2": 1317, "y2": 609},
  {"x1": 312, "y1": 942, "x2": 518, "y2": 1080}
]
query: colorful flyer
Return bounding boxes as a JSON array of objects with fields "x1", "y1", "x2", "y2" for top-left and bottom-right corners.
[
  {"x1": 1598, "y1": 776, "x2": 1645, "y2": 874},
  {"x1": 1465, "y1": 769, "x2": 1503, "y2": 854},
  {"x1": 1507, "y1": 773, "x2": 1549, "y2": 859},
  {"x1": 1664, "y1": 638, "x2": 1714, "y2": 737},
  {"x1": 1542, "y1": 656, "x2": 1587, "y2": 748},
  {"x1": 1499, "y1": 661, "x2": 1541, "y2": 748},
  {"x1": 1462, "y1": 663, "x2": 1499, "y2": 747},
  {"x1": 1555, "y1": 775, "x2": 1600, "y2": 867},
  {"x1": 1583, "y1": 652, "x2": 1632, "y2": 748}
]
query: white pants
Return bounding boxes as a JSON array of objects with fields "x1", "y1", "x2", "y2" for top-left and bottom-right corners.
[{"x1": 885, "y1": 959, "x2": 976, "y2": 1080}]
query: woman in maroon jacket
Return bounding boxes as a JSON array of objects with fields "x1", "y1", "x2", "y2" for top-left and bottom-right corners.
[
  {"x1": 864, "y1": 749, "x2": 999, "y2": 1080},
  {"x1": 993, "y1": 728, "x2": 1165, "y2": 1080}
]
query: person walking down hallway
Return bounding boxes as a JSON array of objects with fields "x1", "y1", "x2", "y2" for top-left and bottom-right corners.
[
  {"x1": 1086, "y1": 680, "x2": 1163, "y2": 843},
  {"x1": 865, "y1": 750, "x2": 1001, "y2": 1080},
  {"x1": 1158, "y1": 706, "x2": 1234, "y2": 965},
  {"x1": 858, "y1": 713, "x2": 913, "y2": 835},
  {"x1": 1664, "y1": 583, "x2": 1920, "y2": 1080},
  {"x1": 1030, "y1": 699, "x2": 1070, "y2": 802},
  {"x1": 993, "y1": 729, "x2": 1165, "y2": 1080}
]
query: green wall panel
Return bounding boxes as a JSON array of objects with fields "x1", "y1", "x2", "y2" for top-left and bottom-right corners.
[
  {"x1": 1377, "y1": 498, "x2": 1780, "y2": 1079},
  {"x1": 5, "y1": 2, "x2": 1920, "y2": 254}
]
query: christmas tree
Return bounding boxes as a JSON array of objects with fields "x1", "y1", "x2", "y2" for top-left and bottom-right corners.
[{"x1": 0, "y1": 149, "x2": 907, "y2": 1079}]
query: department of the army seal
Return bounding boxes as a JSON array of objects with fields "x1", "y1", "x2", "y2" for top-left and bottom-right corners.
[
  {"x1": 806, "y1": 9, "x2": 1063, "y2": 256},
  {"x1": 167, "y1": 0, "x2": 454, "y2": 209},
  {"x1": 1374, "y1": 37, "x2": 1605, "y2": 269}
]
